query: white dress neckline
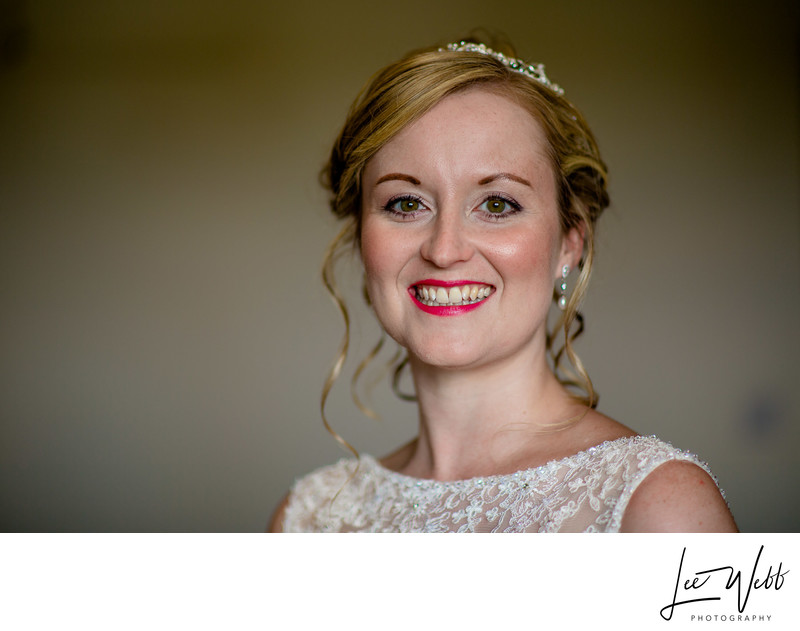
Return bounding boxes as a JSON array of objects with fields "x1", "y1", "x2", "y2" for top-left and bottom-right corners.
[
  {"x1": 283, "y1": 434, "x2": 723, "y2": 533},
  {"x1": 363, "y1": 434, "x2": 642, "y2": 486}
]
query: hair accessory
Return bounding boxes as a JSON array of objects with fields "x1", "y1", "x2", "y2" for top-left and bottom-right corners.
[
  {"x1": 558, "y1": 265, "x2": 570, "y2": 310},
  {"x1": 440, "y1": 41, "x2": 564, "y2": 96}
]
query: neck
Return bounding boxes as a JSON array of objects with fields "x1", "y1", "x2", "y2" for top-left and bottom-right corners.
[{"x1": 403, "y1": 349, "x2": 582, "y2": 481}]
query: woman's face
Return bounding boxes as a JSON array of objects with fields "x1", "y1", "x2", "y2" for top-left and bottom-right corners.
[{"x1": 360, "y1": 87, "x2": 582, "y2": 370}]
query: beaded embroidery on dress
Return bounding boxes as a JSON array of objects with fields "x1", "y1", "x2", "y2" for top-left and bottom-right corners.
[{"x1": 282, "y1": 436, "x2": 725, "y2": 533}]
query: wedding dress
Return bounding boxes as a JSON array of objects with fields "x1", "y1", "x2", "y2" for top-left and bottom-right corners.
[{"x1": 282, "y1": 435, "x2": 724, "y2": 533}]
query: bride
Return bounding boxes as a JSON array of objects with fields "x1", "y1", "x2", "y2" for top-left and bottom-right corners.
[{"x1": 270, "y1": 39, "x2": 737, "y2": 532}]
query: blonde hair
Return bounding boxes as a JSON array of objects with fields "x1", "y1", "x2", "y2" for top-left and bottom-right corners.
[{"x1": 320, "y1": 38, "x2": 609, "y2": 445}]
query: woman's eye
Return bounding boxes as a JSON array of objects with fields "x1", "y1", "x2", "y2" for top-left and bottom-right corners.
[
  {"x1": 397, "y1": 199, "x2": 420, "y2": 212},
  {"x1": 478, "y1": 196, "x2": 520, "y2": 217},
  {"x1": 384, "y1": 197, "x2": 424, "y2": 214},
  {"x1": 485, "y1": 198, "x2": 507, "y2": 213}
]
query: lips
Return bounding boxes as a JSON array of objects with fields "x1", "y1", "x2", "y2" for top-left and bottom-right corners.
[{"x1": 409, "y1": 279, "x2": 494, "y2": 316}]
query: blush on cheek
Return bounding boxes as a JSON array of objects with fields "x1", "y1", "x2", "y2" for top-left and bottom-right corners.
[
  {"x1": 359, "y1": 219, "x2": 377, "y2": 260},
  {"x1": 360, "y1": 219, "x2": 419, "y2": 279},
  {"x1": 489, "y1": 236, "x2": 555, "y2": 274},
  {"x1": 359, "y1": 222, "x2": 404, "y2": 319},
  {"x1": 360, "y1": 232, "x2": 389, "y2": 284}
]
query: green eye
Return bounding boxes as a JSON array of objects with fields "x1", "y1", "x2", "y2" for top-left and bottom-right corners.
[
  {"x1": 383, "y1": 196, "x2": 425, "y2": 217},
  {"x1": 486, "y1": 198, "x2": 506, "y2": 213},
  {"x1": 399, "y1": 199, "x2": 420, "y2": 212},
  {"x1": 478, "y1": 196, "x2": 521, "y2": 218}
]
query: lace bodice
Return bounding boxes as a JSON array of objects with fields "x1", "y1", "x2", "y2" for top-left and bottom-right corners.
[{"x1": 282, "y1": 435, "x2": 722, "y2": 533}]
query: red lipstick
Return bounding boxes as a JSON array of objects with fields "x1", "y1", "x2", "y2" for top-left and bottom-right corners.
[{"x1": 408, "y1": 280, "x2": 494, "y2": 317}]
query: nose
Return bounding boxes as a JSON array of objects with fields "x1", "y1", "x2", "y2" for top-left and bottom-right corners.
[{"x1": 419, "y1": 209, "x2": 474, "y2": 268}]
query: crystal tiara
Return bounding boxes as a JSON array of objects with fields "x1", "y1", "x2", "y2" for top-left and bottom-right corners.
[{"x1": 439, "y1": 41, "x2": 564, "y2": 96}]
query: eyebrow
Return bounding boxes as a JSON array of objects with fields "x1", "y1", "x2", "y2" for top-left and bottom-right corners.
[
  {"x1": 375, "y1": 173, "x2": 421, "y2": 185},
  {"x1": 478, "y1": 172, "x2": 532, "y2": 187},
  {"x1": 373, "y1": 172, "x2": 531, "y2": 187}
]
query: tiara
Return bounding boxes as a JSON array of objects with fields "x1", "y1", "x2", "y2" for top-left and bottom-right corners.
[{"x1": 439, "y1": 41, "x2": 564, "y2": 96}]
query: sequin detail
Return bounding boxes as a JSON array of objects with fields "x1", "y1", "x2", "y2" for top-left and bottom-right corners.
[{"x1": 282, "y1": 435, "x2": 723, "y2": 533}]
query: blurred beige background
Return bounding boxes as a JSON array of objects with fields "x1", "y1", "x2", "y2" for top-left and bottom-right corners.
[{"x1": 1, "y1": 0, "x2": 797, "y2": 532}]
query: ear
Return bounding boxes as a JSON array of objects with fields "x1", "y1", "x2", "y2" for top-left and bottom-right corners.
[{"x1": 559, "y1": 223, "x2": 585, "y2": 275}]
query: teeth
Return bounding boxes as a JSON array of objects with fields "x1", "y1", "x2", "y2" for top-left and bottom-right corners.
[{"x1": 415, "y1": 283, "x2": 493, "y2": 307}]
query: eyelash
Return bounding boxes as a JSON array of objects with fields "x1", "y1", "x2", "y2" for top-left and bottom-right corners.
[
  {"x1": 381, "y1": 194, "x2": 523, "y2": 221},
  {"x1": 478, "y1": 194, "x2": 523, "y2": 221},
  {"x1": 382, "y1": 194, "x2": 427, "y2": 219}
]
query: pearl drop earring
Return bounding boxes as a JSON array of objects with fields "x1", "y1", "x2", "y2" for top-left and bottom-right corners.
[{"x1": 558, "y1": 265, "x2": 569, "y2": 310}]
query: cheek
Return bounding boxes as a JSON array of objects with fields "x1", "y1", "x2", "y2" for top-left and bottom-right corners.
[
  {"x1": 359, "y1": 221, "x2": 413, "y2": 338},
  {"x1": 359, "y1": 218, "x2": 416, "y2": 298},
  {"x1": 489, "y1": 230, "x2": 561, "y2": 285},
  {"x1": 360, "y1": 220, "x2": 391, "y2": 282}
]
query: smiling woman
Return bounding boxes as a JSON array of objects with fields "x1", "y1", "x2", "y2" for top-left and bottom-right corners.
[
  {"x1": 269, "y1": 38, "x2": 738, "y2": 533},
  {"x1": 360, "y1": 89, "x2": 576, "y2": 372}
]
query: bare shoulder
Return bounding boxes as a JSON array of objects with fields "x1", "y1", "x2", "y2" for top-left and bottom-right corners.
[
  {"x1": 621, "y1": 460, "x2": 738, "y2": 533},
  {"x1": 576, "y1": 410, "x2": 737, "y2": 532},
  {"x1": 267, "y1": 492, "x2": 291, "y2": 533},
  {"x1": 573, "y1": 408, "x2": 637, "y2": 448}
]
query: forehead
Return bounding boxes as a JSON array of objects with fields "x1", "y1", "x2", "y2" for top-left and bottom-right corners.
[{"x1": 364, "y1": 87, "x2": 553, "y2": 182}]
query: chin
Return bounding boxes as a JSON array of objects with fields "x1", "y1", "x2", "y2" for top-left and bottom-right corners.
[{"x1": 408, "y1": 339, "x2": 495, "y2": 371}]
